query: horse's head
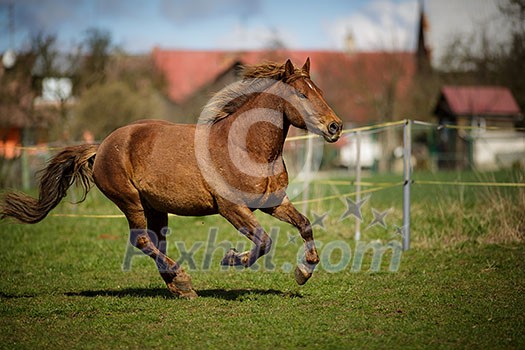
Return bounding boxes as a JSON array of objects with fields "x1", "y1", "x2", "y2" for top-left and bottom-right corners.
[{"x1": 280, "y1": 58, "x2": 343, "y2": 143}]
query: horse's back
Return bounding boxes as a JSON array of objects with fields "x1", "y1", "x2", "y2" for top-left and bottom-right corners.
[
  {"x1": 130, "y1": 119, "x2": 174, "y2": 126},
  {"x1": 93, "y1": 121, "x2": 218, "y2": 216}
]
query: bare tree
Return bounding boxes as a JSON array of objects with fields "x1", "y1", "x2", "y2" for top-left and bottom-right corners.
[
  {"x1": 31, "y1": 32, "x2": 60, "y2": 77},
  {"x1": 498, "y1": 0, "x2": 525, "y2": 113},
  {"x1": 440, "y1": 0, "x2": 525, "y2": 112},
  {"x1": 71, "y1": 38, "x2": 167, "y2": 139},
  {"x1": 78, "y1": 28, "x2": 113, "y2": 89}
]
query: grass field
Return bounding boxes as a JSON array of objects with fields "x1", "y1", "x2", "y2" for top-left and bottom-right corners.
[{"x1": 1, "y1": 169, "x2": 524, "y2": 349}]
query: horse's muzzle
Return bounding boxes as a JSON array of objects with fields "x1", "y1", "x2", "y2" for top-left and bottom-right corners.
[{"x1": 324, "y1": 121, "x2": 343, "y2": 143}]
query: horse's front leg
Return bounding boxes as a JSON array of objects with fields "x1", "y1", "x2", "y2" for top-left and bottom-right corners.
[
  {"x1": 262, "y1": 198, "x2": 319, "y2": 285},
  {"x1": 218, "y1": 205, "x2": 272, "y2": 268}
]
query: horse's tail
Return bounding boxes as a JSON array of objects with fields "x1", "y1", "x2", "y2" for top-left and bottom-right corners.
[{"x1": 1, "y1": 144, "x2": 98, "y2": 224}]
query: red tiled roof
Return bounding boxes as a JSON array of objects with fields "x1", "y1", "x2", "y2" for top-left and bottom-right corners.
[
  {"x1": 152, "y1": 48, "x2": 351, "y2": 103},
  {"x1": 441, "y1": 86, "x2": 521, "y2": 116},
  {"x1": 153, "y1": 49, "x2": 236, "y2": 103},
  {"x1": 152, "y1": 48, "x2": 416, "y2": 124}
]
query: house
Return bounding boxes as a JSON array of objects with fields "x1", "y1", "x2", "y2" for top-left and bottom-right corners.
[
  {"x1": 434, "y1": 86, "x2": 524, "y2": 170},
  {"x1": 152, "y1": 48, "x2": 417, "y2": 126}
]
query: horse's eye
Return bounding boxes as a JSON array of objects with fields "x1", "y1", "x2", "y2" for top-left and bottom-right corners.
[{"x1": 297, "y1": 92, "x2": 307, "y2": 99}]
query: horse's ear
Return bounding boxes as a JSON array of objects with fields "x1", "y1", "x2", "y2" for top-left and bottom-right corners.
[
  {"x1": 284, "y1": 59, "x2": 294, "y2": 78},
  {"x1": 302, "y1": 57, "x2": 310, "y2": 75}
]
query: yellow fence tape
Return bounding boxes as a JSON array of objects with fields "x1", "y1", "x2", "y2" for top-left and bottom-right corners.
[{"x1": 413, "y1": 180, "x2": 525, "y2": 187}]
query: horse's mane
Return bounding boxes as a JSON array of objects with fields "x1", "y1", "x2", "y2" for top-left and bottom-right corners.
[{"x1": 200, "y1": 61, "x2": 307, "y2": 124}]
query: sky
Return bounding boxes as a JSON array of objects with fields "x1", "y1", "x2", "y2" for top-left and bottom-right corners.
[{"x1": 0, "y1": 0, "x2": 511, "y2": 66}]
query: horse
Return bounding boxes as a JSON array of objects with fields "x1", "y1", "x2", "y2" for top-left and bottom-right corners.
[{"x1": 1, "y1": 58, "x2": 343, "y2": 299}]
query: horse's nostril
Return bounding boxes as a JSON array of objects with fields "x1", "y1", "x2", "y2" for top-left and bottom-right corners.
[{"x1": 328, "y1": 122, "x2": 340, "y2": 135}]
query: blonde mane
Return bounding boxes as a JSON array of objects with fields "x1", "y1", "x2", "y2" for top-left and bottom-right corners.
[{"x1": 200, "y1": 61, "x2": 308, "y2": 124}]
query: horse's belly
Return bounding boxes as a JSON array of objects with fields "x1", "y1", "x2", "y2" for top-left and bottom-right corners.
[{"x1": 139, "y1": 177, "x2": 218, "y2": 216}]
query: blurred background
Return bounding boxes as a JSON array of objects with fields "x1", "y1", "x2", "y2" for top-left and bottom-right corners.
[{"x1": 1, "y1": 0, "x2": 524, "y2": 188}]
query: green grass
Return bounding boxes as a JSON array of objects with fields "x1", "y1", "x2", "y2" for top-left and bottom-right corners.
[{"x1": 1, "y1": 170, "x2": 524, "y2": 349}]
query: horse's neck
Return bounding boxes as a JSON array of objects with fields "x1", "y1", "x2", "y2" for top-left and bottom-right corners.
[{"x1": 226, "y1": 94, "x2": 289, "y2": 163}]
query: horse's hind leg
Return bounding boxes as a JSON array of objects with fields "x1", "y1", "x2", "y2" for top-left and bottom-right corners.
[
  {"x1": 124, "y1": 206, "x2": 197, "y2": 299},
  {"x1": 94, "y1": 141, "x2": 196, "y2": 298},
  {"x1": 262, "y1": 198, "x2": 319, "y2": 285},
  {"x1": 98, "y1": 181, "x2": 197, "y2": 298},
  {"x1": 143, "y1": 207, "x2": 197, "y2": 298},
  {"x1": 144, "y1": 207, "x2": 169, "y2": 254}
]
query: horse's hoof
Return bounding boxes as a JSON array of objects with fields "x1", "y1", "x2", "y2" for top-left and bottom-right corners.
[
  {"x1": 178, "y1": 289, "x2": 198, "y2": 300},
  {"x1": 220, "y1": 248, "x2": 238, "y2": 266},
  {"x1": 294, "y1": 264, "x2": 312, "y2": 285},
  {"x1": 220, "y1": 248, "x2": 249, "y2": 266},
  {"x1": 167, "y1": 283, "x2": 198, "y2": 299},
  {"x1": 167, "y1": 271, "x2": 198, "y2": 299}
]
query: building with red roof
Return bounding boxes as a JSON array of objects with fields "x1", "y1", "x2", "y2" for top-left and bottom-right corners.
[
  {"x1": 152, "y1": 48, "x2": 418, "y2": 126},
  {"x1": 434, "y1": 86, "x2": 523, "y2": 169},
  {"x1": 435, "y1": 86, "x2": 521, "y2": 120}
]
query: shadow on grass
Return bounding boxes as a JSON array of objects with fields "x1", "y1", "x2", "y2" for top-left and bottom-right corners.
[
  {"x1": 0, "y1": 291, "x2": 37, "y2": 299},
  {"x1": 64, "y1": 288, "x2": 303, "y2": 300}
]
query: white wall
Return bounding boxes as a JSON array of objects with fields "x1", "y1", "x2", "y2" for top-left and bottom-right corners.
[
  {"x1": 339, "y1": 133, "x2": 380, "y2": 168},
  {"x1": 473, "y1": 131, "x2": 525, "y2": 170}
]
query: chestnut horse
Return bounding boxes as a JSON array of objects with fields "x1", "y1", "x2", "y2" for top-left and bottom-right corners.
[{"x1": 1, "y1": 58, "x2": 342, "y2": 298}]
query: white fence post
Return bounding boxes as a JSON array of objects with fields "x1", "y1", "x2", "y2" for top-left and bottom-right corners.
[
  {"x1": 302, "y1": 136, "x2": 314, "y2": 214},
  {"x1": 354, "y1": 131, "x2": 362, "y2": 242},
  {"x1": 402, "y1": 120, "x2": 412, "y2": 250}
]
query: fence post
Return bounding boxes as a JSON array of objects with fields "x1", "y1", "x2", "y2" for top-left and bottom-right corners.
[
  {"x1": 402, "y1": 119, "x2": 412, "y2": 250},
  {"x1": 354, "y1": 131, "x2": 362, "y2": 242},
  {"x1": 21, "y1": 127, "x2": 31, "y2": 190},
  {"x1": 302, "y1": 136, "x2": 314, "y2": 214}
]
